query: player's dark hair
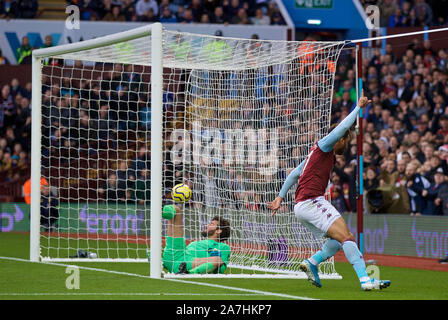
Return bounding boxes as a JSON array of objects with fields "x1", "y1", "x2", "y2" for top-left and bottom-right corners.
[{"x1": 212, "y1": 215, "x2": 231, "y2": 242}]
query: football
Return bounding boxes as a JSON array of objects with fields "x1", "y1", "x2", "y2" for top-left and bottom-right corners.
[{"x1": 171, "y1": 183, "x2": 192, "y2": 203}]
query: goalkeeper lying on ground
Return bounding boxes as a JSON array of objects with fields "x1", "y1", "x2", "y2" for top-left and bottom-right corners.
[{"x1": 160, "y1": 204, "x2": 231, "y2": 274}]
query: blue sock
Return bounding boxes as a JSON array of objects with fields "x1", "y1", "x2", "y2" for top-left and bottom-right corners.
[
  {"x1": 342, "y1": 240, "x2": 369, "y2": 282},
  {"x1": 309, "y1": 239, "x2": 341, "y2": 265}
]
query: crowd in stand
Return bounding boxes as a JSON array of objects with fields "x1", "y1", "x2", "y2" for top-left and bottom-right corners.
[
  {"x1": 359, "y1": 0, "x2": 448, "y2": 27},
  {"x1": 63, "y1": 0, "x2": 285, "y2": 25},
  {"x1": 1, "y1": 1, "x2": 448, "y2": 215},
  {"x1": 0, "y1": 0, "x2": 38, "y2": 19},
  {"x1": 0, "y1": 0, "x2": 285, "y2": 25},
  {"x1": 328, "y1": 38, "x2": 448, "y2": 216}
]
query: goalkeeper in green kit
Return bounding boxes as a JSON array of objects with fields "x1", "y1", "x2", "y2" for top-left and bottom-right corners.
[{"x1": 161, "y1": 204, "x2": 231, "y2": 274}]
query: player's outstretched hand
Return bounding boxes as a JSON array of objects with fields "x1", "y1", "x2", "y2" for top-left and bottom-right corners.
[
  {"x1": 358, "y1": 89, "x2": 371, "y2": 109},
  {"x1": 268, "y1": 196, "x2": 283, "y2": 217}
]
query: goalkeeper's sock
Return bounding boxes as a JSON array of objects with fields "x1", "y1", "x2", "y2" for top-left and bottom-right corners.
[
  {"x1": 189, "y1": 262, "x2": 215, "y2": 274},
  {"x1": 309, "y1": 239, "x2": 341, "y2": 266},
  {"x1": 342, "y1": 240, "x2": 370, "y2": 282}
]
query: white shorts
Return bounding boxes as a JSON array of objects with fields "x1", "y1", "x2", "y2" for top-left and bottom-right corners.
[{"x1": 294, "y1": 196, "x2": 342, "y2": 239}]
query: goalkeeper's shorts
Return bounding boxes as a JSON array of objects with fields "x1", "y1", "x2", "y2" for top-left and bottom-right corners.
[
  {"x1": 294, "y1": 196, "x2": 341, "y2": 238},
  {"x1": 162, "y1": 237, "x2": 193, "y2": 273}
]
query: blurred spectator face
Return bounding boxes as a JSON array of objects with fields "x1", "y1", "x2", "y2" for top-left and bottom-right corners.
[
  {"x1": 366, "y1": 168, "x2": 376, "y2": 180},
  {"x1": 1, "y1": 84, "x2": 10, "y2": 98},
  {"x1": 201, "y1": 13, "x2": 210, "y2": 23},
  {"x1": 405, "y1": 163, "x2": 417, "y2": 177},
  {"x1": 402, "y1": 152, "x2": 411, "y2": 163},
  {"x1": 409, "y1": 131, "x2": 420, "y2": 144},
  {"x1": 119, "y1": 161, "x2": 127, "y2": 170},
  {"x1": 109, "y1": 174, "x2": 117, "y2": 185},
  {"x1": 440, "y1": 116, "x2": 448, "y2": 129},
  {"x1": 184, "y1": 8, "x2": 193, "y2": 20},
  {"x1": 11, "y1": 78, "x2": 19, "y2": 88},
  {"x1": 363, "y1": 142, "x2": 371, "y2": 154},
  {"x1": 434, "y1": 172, "x2": 445, "y2": 185},
  {"x1": 378, "y1": 137, "x2": 389, "y2": 151},
  {"x1": 22, "y1": 36, "x2": 30, "y2": 46},
  {"x1": 366, "y1": 122, "x2": 375, "y2": 133},
  {"x1": 385, "y1": 160, "x2": 396, "y2": 173},
  {"x1": 389, "y1": 136, "x2": 398, "y2": 150},
  {"x1": 20, "y1": 97, "x2": 29, "y2": 109},
  {"x1": 423, "y1": 145, "x2": 434, "y2": 159},
  {"x1": 393, "y1": 119, "x2": 402, "y2": 131},
  {"x1": 231, "y1": 0, "x2": 239, "y2": 8},
  {"x1": 439, "y1": 146, "x2": 448, "y2": 160},
  {"x1": 430, "y1": 156, "x2": 441, "y2": 168},
  {"x1": 41, "y1": 184, "x2": 50, "y2": 196},
  {"x1": 45, "y1": 35, "x2": 53, "y2": 47},
  {"x1": 163, "y1": 7, "x2": 172, "y2": 17},
  {"x1": 417, "y1": 120, "x2": 428, "y2": 132},
  {"x1": 214, "y1": 6, "x2": 223, "y2": 17},
  {"x1": 112, "y1": 6, "x2": 121, "y2": 16},
  {"x1": 237, "y1": 8, "x2": 247, "y2": 19}
]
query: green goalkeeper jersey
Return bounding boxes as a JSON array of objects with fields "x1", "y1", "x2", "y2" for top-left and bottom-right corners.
[{"x1": 186, "y1": 239, "x2": 231, "y2": 274}]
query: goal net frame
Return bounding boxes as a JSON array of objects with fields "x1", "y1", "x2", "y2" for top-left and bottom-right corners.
[{"x1": 30, "y1": 22, "x2": 346, "y2": 280}]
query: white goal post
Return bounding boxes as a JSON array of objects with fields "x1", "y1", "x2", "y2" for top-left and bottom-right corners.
[{"x1": 31, "y1": 22, "x2": 347, "y2": 279}]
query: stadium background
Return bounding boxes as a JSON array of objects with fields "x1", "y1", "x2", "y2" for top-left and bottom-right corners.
[{"x1": 0, "y1": 0, "x2": 448, "y2": 263}]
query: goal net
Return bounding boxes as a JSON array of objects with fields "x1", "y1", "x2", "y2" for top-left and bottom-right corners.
[{"x1": 31, "y1": 23, "x2": 346, "y2": 279}]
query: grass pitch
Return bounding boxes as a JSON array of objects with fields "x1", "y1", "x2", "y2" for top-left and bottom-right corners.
[{"x1": 1, "y1": 232, "x2": 447, "y2": 300}]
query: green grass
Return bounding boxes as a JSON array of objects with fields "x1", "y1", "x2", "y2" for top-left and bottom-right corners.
[{"x1": 1, "y1": 232, "x2": 447, "y2": 300}]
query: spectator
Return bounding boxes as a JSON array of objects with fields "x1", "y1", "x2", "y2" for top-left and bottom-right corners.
[
  {"x1": 98, "y1": 173, "x2": 121, "y2": 202},
  {"x1": 223, "y1": 0, "x2": 241, "y2": 18},
  {"x1": 0, "y1": 49, "x2": 10, "y2": 65},
  {"x1": 188, "y1": 0, "x2": 203, "y2": 22},
  {"x1": 0, "y1": 0, "x2": 19, "y2": 19},
  {"x1": 121, "y1": 0, "x2": 136, "y2": 20},
  {"x1": 0, "y1": 85, "x2": 14, "y2": 135},
  {"x1": 40, "y1": 180, "x2": 59, "y2": 231},
  {"x1": 270, "y1": 12, "x2": 285, "y2": 25},
  {"x1": 178, "y1": 7, "x2": 194, "y2": 23},
  {"x1": 250, "y1": 7, "x2": 269, "y2": 25},
  {"x1": 134, "y1": 168, "x2": 151, "y2": 205},
  {"x1": 158, "y1": 0, "x2": 175, "y2": 16},
  {"x1": 388, "y1": 7, "x2": 405, "y2": 27},
  {"x1": 230, "y1": 7, "x2": 251, "y2": 24},
  {"x1": 103, "y1": 5, "x2": 126, "y2": 21},
  {"x1": 211, "y1": 6, "x2": 227, "y2": 24},
  {"x1": 405, "y1": 161, "x2": 431, "y2": 215},
  {"x1": 135, "y1": 0, "x2": 158, "y2": 19},
  {"x1": 18, "y1": 0, "x2": 38, "y2": 18},
  {"x1": 423, "y1": 167, "x2": 447, "y2": 215},
  {"x1": 139, "y1": 7, "x2": 158, "y2": 21},
  {"x1": 159, "y1": 6, "x2": 177, "y2": 22},
  {"x1": 16, "y1": 36, "x2": 33, "y2": 65},
  {"x1": 379, "y1": 0, "x2": 397, "y2": 27},
  {"x1": 405, "y1": 8, "x2": 422, "y2": 27},
  {"x1": 413, "y1": 0, "x2": 433, "y2": 26},
  {"x1": 130, "y1": 145, "x2": 150, "y2": 179}
]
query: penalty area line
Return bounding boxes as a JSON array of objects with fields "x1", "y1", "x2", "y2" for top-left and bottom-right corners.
[{"x1": 0, "y1": 256, "x2": 318, "y2": 300}]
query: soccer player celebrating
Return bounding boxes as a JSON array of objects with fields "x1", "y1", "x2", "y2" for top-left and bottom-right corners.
[
  {"x1": 269, "y1": 90, "x2": 391, "y2": 291},
  {"x1": 160, "y1": 204, "x2": 231, "y2": 275}
]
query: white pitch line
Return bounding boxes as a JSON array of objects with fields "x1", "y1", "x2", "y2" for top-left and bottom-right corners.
[
  {"x1": 0, "y1": 256, "x2": 318, "y2": 300},
  {"x1": 0, "y1": 293, "x2": 261, "y2": 296}
]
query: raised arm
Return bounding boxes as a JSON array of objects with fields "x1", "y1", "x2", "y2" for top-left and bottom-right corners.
[
  {"x1": 279, "y1": 160, "x2": 305, "y2": 198},
  {"x1": 318, "y1": 91, "x2": 371, "y2": 152},
  {"x1": 268, "y1": 160, "x2": 305, "y2": 216}
]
